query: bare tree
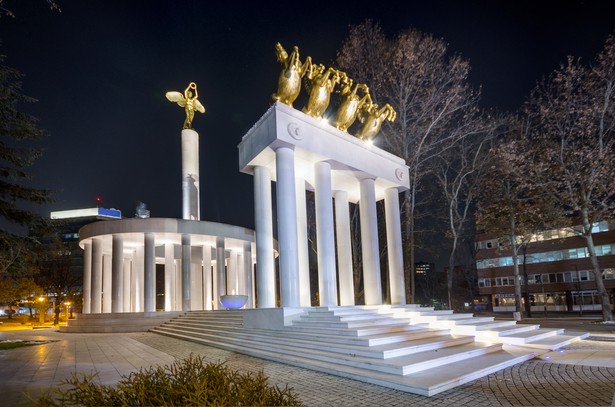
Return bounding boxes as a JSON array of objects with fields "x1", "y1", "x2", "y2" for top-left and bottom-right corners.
[
  {"x1": 476, "y1": 117, "x2": 565, "y2": 317},
  {"x1": 522, "y1": 32, "x2": 615, "y2": 321},
  {"x1": 434, "y1": 119, "x2": 500, "y2": 309},
  {"x1": 336, "y1": 20, "x2": 484, "y2": 304}
]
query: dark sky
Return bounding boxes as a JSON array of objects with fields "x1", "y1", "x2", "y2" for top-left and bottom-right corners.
[{"x1": 2, "y1": 0, "x2": 614, "y2": 231}]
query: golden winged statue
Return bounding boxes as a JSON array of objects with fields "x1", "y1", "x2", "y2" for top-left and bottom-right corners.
[{"x1": 165, "y1": 82, "x2": 206, "y2": 129}]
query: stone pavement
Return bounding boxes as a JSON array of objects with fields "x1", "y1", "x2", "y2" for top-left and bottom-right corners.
[{"x1": 1, "y1": 325, "x2": 614, "y2": 406}]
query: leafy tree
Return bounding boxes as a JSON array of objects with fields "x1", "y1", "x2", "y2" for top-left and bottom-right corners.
[
  {"x1": 522, "y1": 32, "x2": 615, "y2": 321},
  {"x1": 0, "y1": 56, "x2": 53, "y2": 276},
  {"x1": 336, "y1": 20, "x2": 487, "y2": 304}
]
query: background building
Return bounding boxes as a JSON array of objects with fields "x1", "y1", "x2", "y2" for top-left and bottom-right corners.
[{"x1": 476, "y1": 220, "x2": 615, "y2": 312}]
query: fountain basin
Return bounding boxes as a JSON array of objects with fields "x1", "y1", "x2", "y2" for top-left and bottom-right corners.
[{"x1": 220, "y1": 295, "x2": 248, "y2": 309}]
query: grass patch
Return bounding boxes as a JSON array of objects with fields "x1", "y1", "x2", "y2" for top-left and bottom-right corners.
[
  {"x1": 33, "y1": 353, "x2": 302, "y2": 406},
  {"x1": 0, "y1": 340, "x2": 54, "y2": 350},
  {"x1": 0, "y1": 341, "x2": 31, "y2": 350}
]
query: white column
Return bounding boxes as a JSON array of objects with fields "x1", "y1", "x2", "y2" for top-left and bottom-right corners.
[
  {"x1": 144, "y1": 233, "x2": 156, "y2": 312},
  {"x1": 111, "y1": 235, "x2": 124, "y2": 313},
  {"x1": 334, "y1": 190, "x2": 354, "y2": 305},
  {"x1": 164, "y1": 243, "x2": 175, "y2": 311},
  {"x1": 91, "y1": 239, "x2": 102, "y2": 313},
  {"x1": 228, "y1": 250, "x2": 237, "y2": 295},
  {"x1": 212, "y1": 259, "x2": 218, "y2": 310},
  {"x1": 175, "y1": 258, "x2": 182, "y2": 310},
  {"x1": 254, "y1": 165, "x2": 275, "y2": 308},
  {"x1": 203, "y1": 246, "x2": 212, "y2": 310},
  {"x1": 237, "y1": 252, "x2": 244, "y2": 295},
  {"x1": 295, "y1": 177, "x2": 311, "y2": 306},
  {"x1": 181, "y1": 234, "x2": 191, "y2": 311},
  {"x1": 216, "y1": 237, "x2": 226, "y2": 309},
  {"x1": 122, "y1": 257, "x2": 131, "y2": 312},
  {"x1": 243, "y1": 242, "x2": 253, "y2": 308},
  {"x1": 275, "y1": 147, "x2": 300, "y2": 307},
  {"x1": 82, "y1": 243, "x2": 92, "y2": 314},
  {"x1": 315, "y1": 161, "x2": 337, "y2": 306},
  {"x1": 102, "y1": 255, "x2": 112, "y2": 313},
  {"x1": 134, "y1": 246, "x2": 144, "y2": 312},
  {"x1": 191, "y1": 246, "x2": 203, "y2": 310},
  {"x1": 360, "y1": 177, "x2": 382, "y2": 305},
  {"x1": 385, "y1": 188, "x2": 406, "y2": 305},
  {"x1": 181, "y1": 128, "x2": 200, "y2": 220}
]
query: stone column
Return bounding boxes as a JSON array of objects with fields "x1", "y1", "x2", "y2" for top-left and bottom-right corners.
[
  {"x1": 123, "y1": 257, "x2": 131, "y2": 312},
  {"x1": 243, "y1": 241, "x2": 253, "y2": 308},
  {"x1": 144, "y1": 233, "x2": 156, "y2": 312},
  {"x1": 203, "y1": 246, "x2": 212, "y2": 310},
  {"x1": 360, "y1": 177, "x2": 382, "y2": 305},
  {"x1": 111, "y1": 235, "x2": 124, "y2": 313},
  {"x1": 334, "y1": 190, "x2": 354, "y2": 305},
  {"x1": 385, "y1": 188, "x2": 406, "y2": 305},
  {"x1": 237, "y1": 252, "x2": 244, "y2": 295},
  {"x1": 82, "y1": 242, "x2": 92, "y2": 314},
  {"x1": 164, "y1": 243, "x2": 175, "y2": 311},
  {"x1": 181, "y1": 128, "x2": 200, "y2": 220},
  {"x1": 275, "y1": 147, "x2": 300, "y2": 307},
  {"x1": 315, "y1": 161, "x2": 337, "y2": 306},
  {"x1": 102, "y1": 255, "x2": 112, "y2": 313},
  {"x1": 254, "y1": 165, "x2": 275, "y2": 308},
  {"x1": 91, "y1": 239, "x2": 102, "y2": 313},
  {"x1": 175, "y1": 258, "x2": 182, "y2": 309},
  {"x1": 181, "y1": 234, "x2": 191, "y2": 311},
  {"x1": 134, "y1": 246, "x2": 144, "y2": 312},
  {"x1": 227, "y1": 250, "x2": 238, "y2": 294},
  {"x1": 216, "y1": 237, "x2": 226, "y2": 309},
  {"x1": 295, "y1": 177, "x2": 311, "y2": 306},
  {"x1": 191, "y1": 246, "x2": 203, "y2": 310}
]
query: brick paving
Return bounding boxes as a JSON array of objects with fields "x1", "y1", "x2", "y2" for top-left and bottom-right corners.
[
  {"x1": 0, "y1": 327, "x2": 614, "y2": 406},
  {"x1": 129, "y1": 332, "x2": 615, "y2": 406}
]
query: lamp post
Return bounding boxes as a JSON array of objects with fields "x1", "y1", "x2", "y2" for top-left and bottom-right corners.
[
  {"x1": 64, "y1": 301, "x2": 71, "y2": 320},
  {"x1": 38, "y1": 296, "x2": 46, "y2": 325},
  {"x1": 574, "y1": 264, "x2": 583, "y2": 317}
]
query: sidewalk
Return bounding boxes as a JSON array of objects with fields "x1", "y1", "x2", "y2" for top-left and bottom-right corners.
[{"x1": 1, "y1": 323, "x2": 614, "y2": 406}]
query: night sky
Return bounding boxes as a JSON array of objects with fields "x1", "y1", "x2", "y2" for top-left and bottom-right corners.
[{"x1": 1, "y1": 0, "x2": 614, "y2": 231}]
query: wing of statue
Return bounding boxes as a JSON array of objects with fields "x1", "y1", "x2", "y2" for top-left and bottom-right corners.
[
  {"x1": 165, "y1": 91, "x2": 186, "y2": 107},
  {"x1": 194, "y1": 99, "x2": 206, "y2": 114}
]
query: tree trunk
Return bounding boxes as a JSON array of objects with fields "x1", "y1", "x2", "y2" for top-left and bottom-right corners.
[
  {"x1": 522, "y1": 245, "x2": 532, "y2": 317},
  {"x1": 581, "y1": 209, "x2": 613, "y2": 321}
]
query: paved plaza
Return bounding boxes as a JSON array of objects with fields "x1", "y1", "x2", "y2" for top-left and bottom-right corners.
[{"x1": 1, "y1": 321, "x2": 615, "y2": 406}]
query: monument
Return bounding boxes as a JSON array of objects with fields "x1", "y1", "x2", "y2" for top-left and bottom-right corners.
[
  {"x1": 239, "y1": 43, "x2": 408, "y2": 312},
  {"x1": 67, "y1": 82, "x2": 261, "y2": 332}
]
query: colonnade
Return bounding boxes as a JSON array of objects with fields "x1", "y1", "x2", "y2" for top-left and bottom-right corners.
[
  {"x1": 241, "y1": 102, "x2": 409, "y2": 309},
  {"x1": 79, "y1": 219, "x2": 256, "y2": 314},
  {"x1": 253, "y1": 154, "x2": 405, "y2": 308}
]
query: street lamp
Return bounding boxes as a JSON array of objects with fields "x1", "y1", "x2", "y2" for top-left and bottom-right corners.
[
  {"x1": 573, "y1": 264, "x2": 583, "y2": 317},
  {"x1": 64, "y1": 301, "x2": 71, "y2": 320},
  {"x1": 38, "y1": 296, "x2": 46, "y2": 324}
]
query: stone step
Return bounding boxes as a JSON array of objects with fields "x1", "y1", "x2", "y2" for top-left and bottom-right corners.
[
  {"x1": 151, "y1": 327, "x2": 535, "y2": 397},
  {"x1": 153, "y1": 324, "x2": 474, "y2": 360},
  {"x1": 474, "y1": 324, "x2": 541, "y2": 338},
  {"x1": 160, "y1": 319, "x2": 451, "y2": 347},
  {"x1": 481, "y1": 328, "x2": 564, "y2": 345},
  {"x1": 513, "y1": 330, "x2": 590, "y2": 349},
  {"x1": 292, "y1": 316, "x2": 412, "y2": 329},
  {"x1": 450, "y1": 320, "x2": 518, "y2": 334},
  {"x1": 286, "y1": 321, "x2": 422, "y2": 337}
]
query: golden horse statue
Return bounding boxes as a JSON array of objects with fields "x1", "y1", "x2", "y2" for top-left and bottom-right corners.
[
  {"x1": 165, "y1": 82, "x2": 206, "y2": 129},
  {"x1": 355, "y1": 102, "x2": 396, "y2": 141},
  {"x1": 302, "y1": 64, "x2": 340, "y2": 118},
  {"x1": 332, "y1": 73, "x2": 372, "y2": 132},
  {"x1": 272, "y1": 42, "x2": 312, "y2": 107}
]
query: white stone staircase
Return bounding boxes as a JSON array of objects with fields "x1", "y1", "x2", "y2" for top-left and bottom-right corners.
[{"x1": 149, "y1": 305, "x2": 587, "y2": 396}]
